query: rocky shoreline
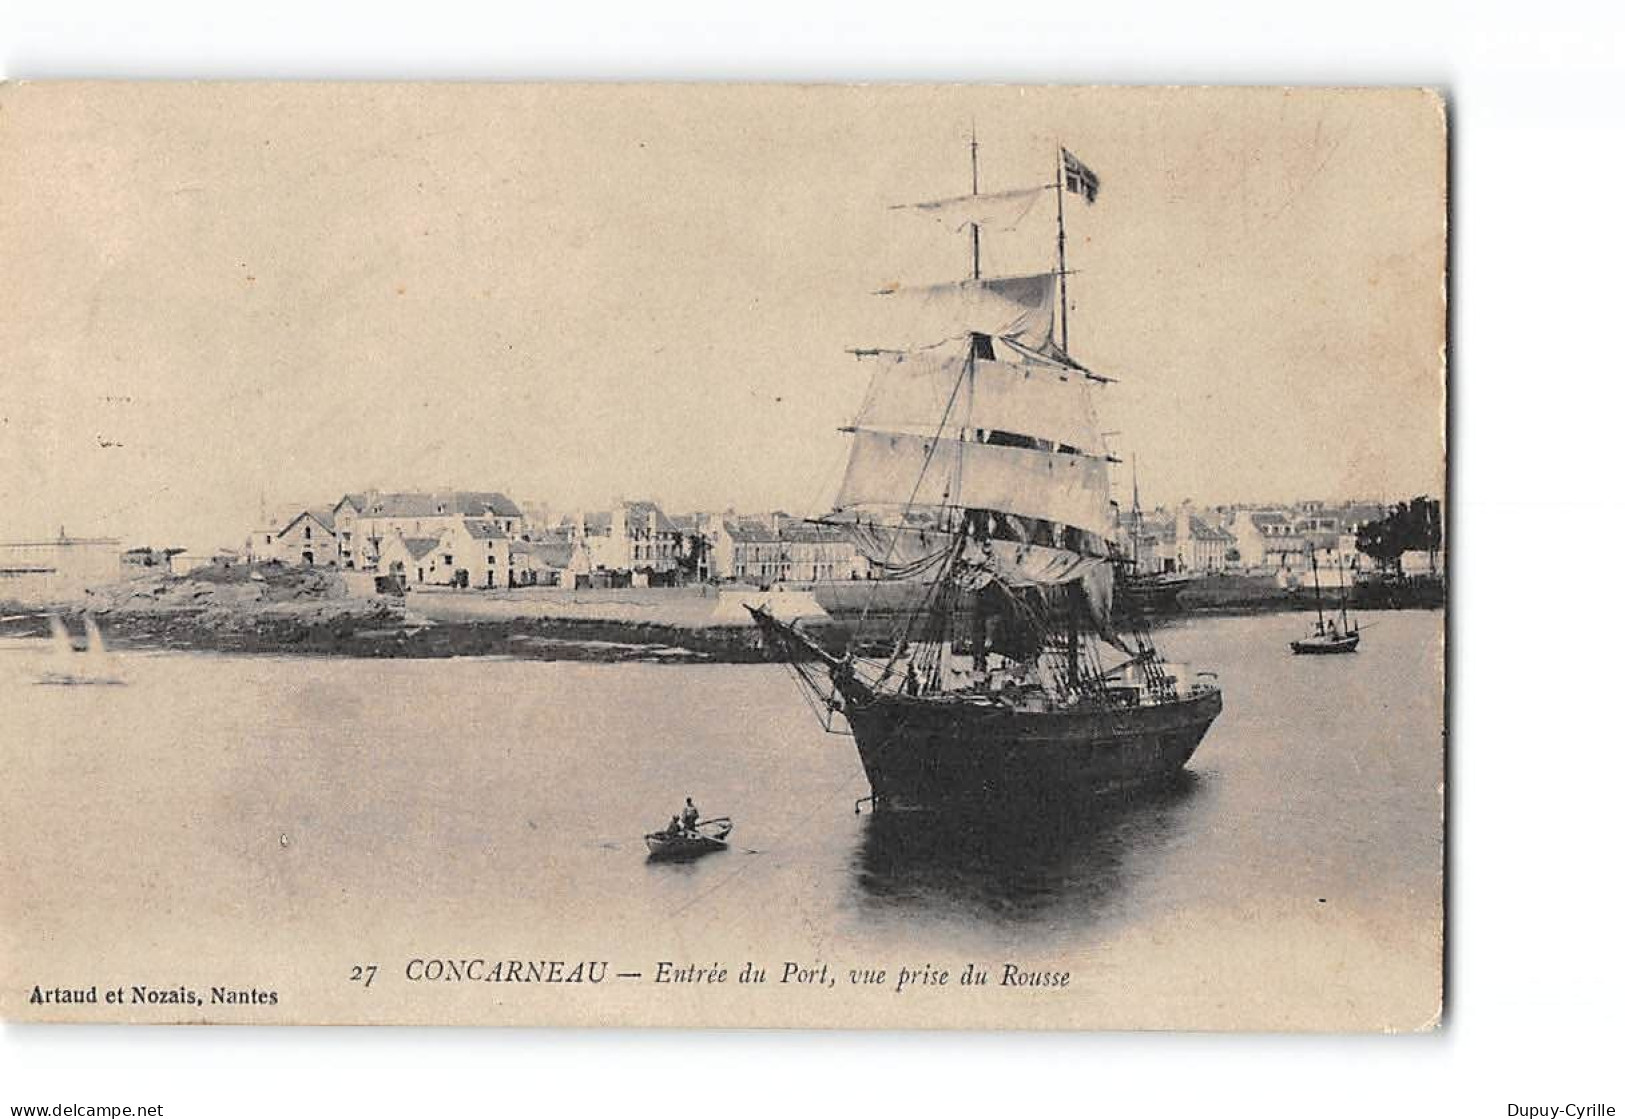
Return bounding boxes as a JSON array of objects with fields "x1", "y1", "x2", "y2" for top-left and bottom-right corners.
[
  {"x1": 0, "y1": 567, "x2": 1433, "y2": 665},
  {"x1": 0, "y1": 602, "x2": 808, "y2": 664}
]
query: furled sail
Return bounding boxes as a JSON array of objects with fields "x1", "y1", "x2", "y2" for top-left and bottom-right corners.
[
  {"x1": 891, "y1": 186, "x2": 1050, "y2": 234},
  {"x1": 837, "y1": 518, "x2": 1108, "y2": 586},
  {"x1": 834, "y1": 428, "x2": 1114, "y2": 540},
  {"x1": 852, "y1": 343, "x2": 1106, "y2": 456},
  {"x1": 1076, "y1": 560, "x2": 1131, "y2": 653},
  {"x1": 825, "y1": 518, "x2": 1128, "y2": 652},
  {"x1": 872, "y1": 272, "x2": 1059, "y2": 355}
]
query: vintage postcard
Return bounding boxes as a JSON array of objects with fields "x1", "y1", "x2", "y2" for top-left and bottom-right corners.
[{"x1": 0, "y1": 83, "x2": 1445, "y2": 1030}]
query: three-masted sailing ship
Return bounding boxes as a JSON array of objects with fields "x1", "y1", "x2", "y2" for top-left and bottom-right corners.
[{"x1": 748, "y1": 139, "x2": 1223, "y2": 812}]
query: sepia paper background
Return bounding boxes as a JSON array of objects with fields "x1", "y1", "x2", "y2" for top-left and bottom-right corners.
[{"x1": 0, "y1": 82, "x2": 1445, "y2": 1029}]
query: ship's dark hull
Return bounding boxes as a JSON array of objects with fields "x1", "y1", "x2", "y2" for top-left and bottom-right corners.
[
  {"x1": 1118, "y1": 573, "x2": 1193, "y2": 615},
  {"x1": 838, "y1": 686, "x2": 1223, "y2": 811},
  {"x1": 1290, "y1": 633, "x2": 1360, "y2": 655}
]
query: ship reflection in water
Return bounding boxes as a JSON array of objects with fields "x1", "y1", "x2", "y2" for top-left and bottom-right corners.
[{"x1": 849, "y1": 772, "x2": 1207, "y2": 927}]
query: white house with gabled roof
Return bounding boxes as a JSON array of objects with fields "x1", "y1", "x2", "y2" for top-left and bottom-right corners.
[{"x1": 332, "y1": 490, "x2": 524, "y2": 570}]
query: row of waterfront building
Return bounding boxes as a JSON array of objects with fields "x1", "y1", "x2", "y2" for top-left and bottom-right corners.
[
  {"x1": 241, "y1": 490, "x2": 1406, "y2": 590},
  {"x1": 242, "y1": 491, "x2": 869, "y2": 589},
  {"x1": 0, "y1": 495, "x2": 1420, "y2": 605},
  {"x1": 1126, "y1": 499, "x2": 1397, "y2": 575}
]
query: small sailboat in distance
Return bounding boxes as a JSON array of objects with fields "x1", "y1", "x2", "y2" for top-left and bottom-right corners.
[
  {"x1": 38, "y1": 612, "x2": 125, "y2": 685},
  {"x1": 1290, "y1": 548, "x2": 1360, "y2": 655}
]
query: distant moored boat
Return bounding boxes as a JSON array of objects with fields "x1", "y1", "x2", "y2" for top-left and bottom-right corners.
[{"x1": 1290, "y1": 548, "x2": 1360, "y2": 656}]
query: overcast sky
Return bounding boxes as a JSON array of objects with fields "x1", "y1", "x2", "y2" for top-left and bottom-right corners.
[{"x1": 0, "y1": 84, "x2": 1445, "y2": 550}]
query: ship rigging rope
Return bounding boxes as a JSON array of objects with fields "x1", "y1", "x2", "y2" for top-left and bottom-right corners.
[
  {"x1": 902, "y1": 529, "x2": 969, "y2": 688},
  {"x1": 781, "y1": 638, "x2": 844, "y2": 729},
  {"x1": 994, "y1": 579, "x2": 1109, "y2": 702},
  {"x1": 998, "y1": 581, "x2": 1067, "y2": 693}
]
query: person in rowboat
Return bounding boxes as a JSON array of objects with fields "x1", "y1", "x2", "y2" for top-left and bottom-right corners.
[{"x1": 681, "y1": 798, "x2": 700, "y2": 832}]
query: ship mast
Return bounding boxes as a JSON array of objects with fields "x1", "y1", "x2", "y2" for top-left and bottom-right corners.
[
  {"x1": 1335, "y1": 546, "x2": 1351, "y2": 631},
  {"x1": 1309, "y1": 547, "x2": 1326, "y2": 633},
  {"x1": 955, "y1": 127, "x2": 979, "y2": 518},
  {"x1": 1055, "y1": 143, "x2": 1083, "y2": 685},
  {"x1": 1131, "y1": 454, "x2": 1142, "y2": 571},
  {"x1": 1054, "y1": 144, "x2": 1070, "y2": 356},
  {"x1": 966, "y1": 125, "x2": 989, "y2": 675},
  {"x1": 831, "y1": 138, "x2": 1133, "y2": 703},
  {"x1": 970, "y1": 123, "x2": 981, "y2": 280}
]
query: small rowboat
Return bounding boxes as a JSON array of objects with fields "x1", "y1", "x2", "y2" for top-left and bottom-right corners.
[
  {"x1": 1290, "y1": 631, "x2": 1360, "y2": 655},
  {"x1": 644, "y1": 817, "x2": 733, "y2": 861}
]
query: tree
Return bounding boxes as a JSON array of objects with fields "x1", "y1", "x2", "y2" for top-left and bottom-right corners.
[
  {"x1": 1356, "y1": 497, "x2": 1442, "y2": 574},
  {"x1": 675, "y1": 532, "x2": 711, "y2": 582}
]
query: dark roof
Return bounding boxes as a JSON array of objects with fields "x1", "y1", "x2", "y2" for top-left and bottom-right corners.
[
  {"x1": 462, "y1": 519, "x2": 508, "y2": 540},
  {"x1": 1250, "y1": 511, "x2": 1290, "y2": 527},
  {"x1": 277, "y1": 508, "x2": 337, "y2": 539},
  {"x1": 725, "y1": 520, "x2": 779, "y2": 544},
  {"x1": 578, "y1": 503, "x2": 680, "y2": 535},
  {"x1": 522, "y1": 540, "x2": 575, "y2": 567},
  {"x1": 466, "y1": 493, "x2": 523, "y2": 518},
  {"x1": 622, "y1": 500, "x2": 678, "y2": 534},
  {"x1": 1186, "y1": 516, "x2": 1234, "y2": 542},
  {"x1": 1336, "y1": 503, "x2": 1386, "y2": 528},
  {"x1": 340, "y1": 491, "x2": 523, "y2": 519},
  {"x1": 402, "y1": 536, "x2": 441, "y2": 560},
  {"x1": 779, "y1": 521, "x2": 844, "y2": 543},
  {"x1": 1136, "y1": 513, "x2": 1175, "y2": 543},
  {"x1": 666, "y1": 512, "x2": 708, "y2": 533}
]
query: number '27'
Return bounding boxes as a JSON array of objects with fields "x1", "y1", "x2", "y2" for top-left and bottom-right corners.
[{"x1": 350, "y1": 964, "x2": 378, "y2": 989}]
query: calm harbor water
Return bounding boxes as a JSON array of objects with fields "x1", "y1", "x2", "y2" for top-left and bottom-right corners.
[{"x1": 0, "y1": 610, "x2": 1442, "y2": 1029}]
